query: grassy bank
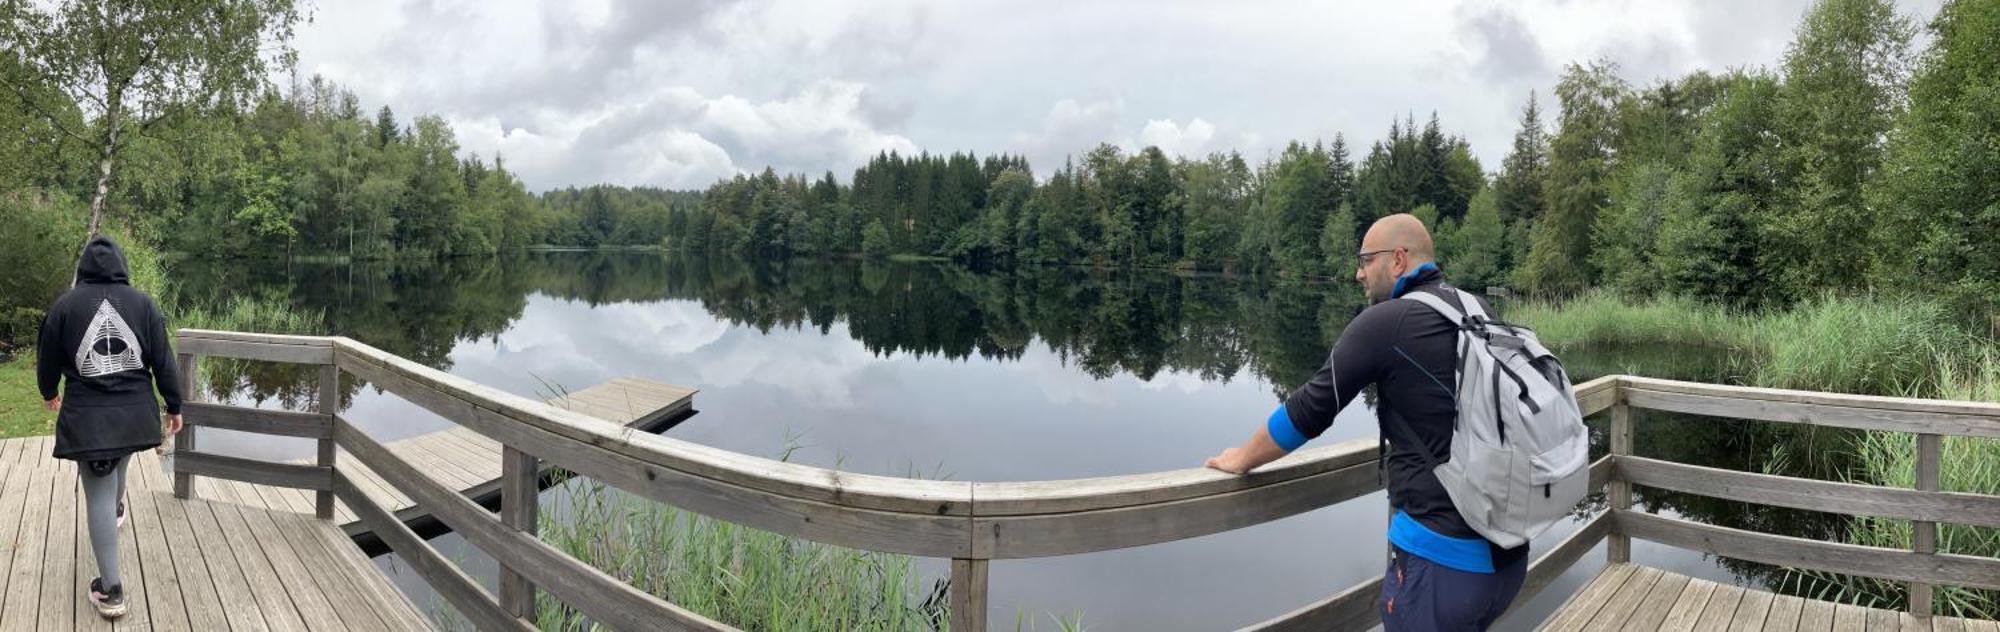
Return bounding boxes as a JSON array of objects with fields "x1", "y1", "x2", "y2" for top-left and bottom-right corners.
[
  {"x1": 0, "y1": 353, "x2": 52, "y2": 438},
  {"x1": 1510, "y1": 290, "x2": 1994, "y2": 399}
]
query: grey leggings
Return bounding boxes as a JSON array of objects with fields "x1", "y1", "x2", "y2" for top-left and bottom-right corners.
[{"x1": 80, "y1": 456, "x2": 129, "y2": 589}]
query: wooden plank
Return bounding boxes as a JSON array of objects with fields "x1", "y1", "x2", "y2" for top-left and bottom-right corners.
[
  {"x1": 1609, "y1": 403, "x2": 1632, "y2": 564},
  {"x1": 1618, "y1": 456, "x2": 2000, "y2": 529},
  {"x1": 206, "y1": 478, "x2": 349, "y2": 630},
  {"x1": 1832, "y1": 603, "x2": 1867, "y2": 632},
  {"x1": 285, "y1": 510, "x2": 430, "y2": 631},
  {"x1": 971, "y1": 438, "x2": 1377, "y2": 516},
  {"x1": 38, "y1": 456, "x2": 76, "y2": 632},
  {"x1": 127, "y1": 454, "x2": 191, "y2": 632},
  {"x1": 1576, "y1": 376, "x2": 1618, "y2": 417},
  {"x1": 1238, "y1": 573, "x2": 1381, "y2": 632},
  {"x1": 1614, "y1": 510, "x2": 2000, "y2": 591},
  {"x1": 336, "y1": 421, "x2": 728, "y2": 631},
  {"x1": 1800, "y1": 599, "x2": 1836, "y2": 631},
  {"x1": 181, "y1": 403, "x2": 330, "y2": 439},
  {"x1": 498, "y1": 446, "x2": 537, "y2": 619},
  {"x1": 337, "y1": 338, "x2": 967, "y2": 517},
  {"x1": 1658, "y1": 577, "x2": 1720, "y2": 631},
  {"x1": 133, "y1": 446, "x2": 229, "y2": 632},
  {"x1": 1912, "y1": 432, "x2": 1941, "y2": 617},
  {"x1": 1506, "y1": 505, "x2": 1613, "y2": 618},
  {"x1": 177, "y1": 329, "x2": 337, "y2": 347},
  {"x1": 1580, "y1": 566, "x2": 1662, "y2": 630},
  {"x1": 252, "y1": 507, "x2": 393, "y2": 632},
  {"x1": 1543, "y1": 563, "x2": 1639, "y2": 632},
  {"x1": 180, "y1": 495, "x2": 275, "y2": 630},
  {"x1": 1764, "y1": 594, "x2": 1807, "y2": 632},
  {"x1": 1728, "y1": 590, "x2": 1775, "y2": 632},
  {"x1": 174, "y1": 452, "x2": 330, "y2": 491},
  {"x1": 197, "y1": 486, "x2": 309, "y2": 632},
  {"x1": 174, "y1": 354, "x2": 197, "y2": 499},
  {"x1": 974, "y1": 458, "x2": 1381, "y2": 558},
  {"x1": 950, "y1": 559, "x2": 988, "y2": 632},
  {"x1": 4, "y1": 436, "x2": 57, "y2": 628},
  {"x1": 1622, "y1": 384, "x2": 2000, "y2": 440},
  {"x1": 176, "y1": 337, "x2": 333, "y2": 365},
  {"x1": 0, "y1": 439, "x2": 32, "y2": 618},
  {"x1": 1693, "y1": 585, "x2": 1746, "y2": 631},
  {"x1": 332, "y1": 473, "x2": 530, "y2": 632},
  {"x1": 1617, "y1": 571, "x2": 1691, "y2": 631},
  {"x1": 326, "y1": 364, "x2": 979, "y2": 558},
  {"x1": 1621, "y1": 376, "x2": 2000, "y2": 422},
  {"x1": 1931, "y1": 615, "x2": 1967, "y2": 632}
]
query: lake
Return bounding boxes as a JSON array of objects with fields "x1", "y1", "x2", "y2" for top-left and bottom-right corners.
[{"x1": 173, "y1": 251, "x2": 1815, "y2": 630}]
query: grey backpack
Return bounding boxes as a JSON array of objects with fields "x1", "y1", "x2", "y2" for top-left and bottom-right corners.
[{"x1": 1399, "y1": 288, "x2": 1590, "y2": 549}]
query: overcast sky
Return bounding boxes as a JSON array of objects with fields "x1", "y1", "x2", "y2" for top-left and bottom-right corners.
[{"x1": 286, "y1": 0, "x2": 1943, "y2": 192}]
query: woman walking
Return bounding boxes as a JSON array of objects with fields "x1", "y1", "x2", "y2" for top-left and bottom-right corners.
[{"x1": 35, "y1": 235, "x2": 184, "y2": 619}]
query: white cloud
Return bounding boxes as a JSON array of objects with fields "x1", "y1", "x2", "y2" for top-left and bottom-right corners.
[{"x1": 287, "y1": 0, "x2": 1946, "y2": 189}]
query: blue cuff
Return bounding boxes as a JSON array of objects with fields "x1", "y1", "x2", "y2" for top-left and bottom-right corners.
[{"x1": 1267, "y1": 404, "x2": 1307, "y2": 452}]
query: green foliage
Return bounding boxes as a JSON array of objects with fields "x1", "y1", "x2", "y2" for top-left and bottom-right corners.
[
  {"x1": 1520, "y1": 61, "x2": 1624, "y2": 297},
  {"x1": 1448, "y1": 188, "x2": 1508, "y2": 291},
  {"x1": 1763, "y1": 0, "x2": 1915, "y2": 300},
  {"x1": 1319, "y1": 202, "x2": 1357, "y2": 275},
  {"x1": 0, "y1": 193, "x2": 86, "y2": 347},
  {"x1": 1868, "y1": 0, "x2": 2000, "y2": 316},
  {"x1": 860, "y1": 220, "x2": 892, "y2": 258}
]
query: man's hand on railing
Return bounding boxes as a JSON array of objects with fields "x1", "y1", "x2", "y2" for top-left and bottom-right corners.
[
  {"x1": 1204, "y1": 427, "x2": 1288, "y2": 475},
  {"x1": 164, "y1": 413, "x2": 183, "y2": 436}
]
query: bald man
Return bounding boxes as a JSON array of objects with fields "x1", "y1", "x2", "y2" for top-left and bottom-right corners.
[{"x1": 1204, "y1": 213, "x2": 1525, "y2": 630}]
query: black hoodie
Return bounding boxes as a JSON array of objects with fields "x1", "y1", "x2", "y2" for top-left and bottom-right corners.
[{"x1": 36, "y1": 236, "x2": 179, "y2": 462}]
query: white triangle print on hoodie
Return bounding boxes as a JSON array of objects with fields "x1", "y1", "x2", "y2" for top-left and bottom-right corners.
[{"x1": 76, "y1": 299, "x2": 145, "y2": 378}]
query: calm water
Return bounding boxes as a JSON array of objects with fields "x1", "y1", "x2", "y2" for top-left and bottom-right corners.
[{"x1": 176, "y1": 252, "x2": 1801, "y2": 630}]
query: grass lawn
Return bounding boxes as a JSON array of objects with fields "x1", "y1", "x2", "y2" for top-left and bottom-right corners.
[{"x1": 0, "y1": 350, "x2": 54, "y2": 438}]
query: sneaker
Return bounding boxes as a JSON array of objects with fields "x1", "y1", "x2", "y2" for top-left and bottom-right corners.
[
  {"x1": 116, "y1": 501, "x2": 126, "y2": 529},
  {"x1": 88, "y1": 577, "x2": 125, "y2": 619}
]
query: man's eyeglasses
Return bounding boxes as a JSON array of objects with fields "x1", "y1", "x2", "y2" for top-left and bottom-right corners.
[{"x1": 1356, "y1": 248, "x2": 1401, "y2": 266}]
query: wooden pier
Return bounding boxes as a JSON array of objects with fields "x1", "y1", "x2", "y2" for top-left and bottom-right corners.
[{"x1": 2, "y1": 327, "x2": 1993, "y2": 630}]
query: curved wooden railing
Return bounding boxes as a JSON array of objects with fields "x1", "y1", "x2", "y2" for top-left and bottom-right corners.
[{"x1": 166, "y1": 329, "x2": 2000, "y2": 631}]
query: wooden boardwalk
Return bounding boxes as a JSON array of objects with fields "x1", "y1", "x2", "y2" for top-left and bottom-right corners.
[
  {"x1": 277, "y1": 377, "x2": 696, "y2": 545},
  {"x1": 1543, "y1": 563, "x2": 2000, "y2": 631},
  {"x1": 0, "y1": 436, "x2": 430, "y2": 631}
]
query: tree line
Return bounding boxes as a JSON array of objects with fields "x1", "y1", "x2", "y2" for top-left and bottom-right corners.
[{"x1": 4, "y1": 0, "x2": 1996, "y2": 317}]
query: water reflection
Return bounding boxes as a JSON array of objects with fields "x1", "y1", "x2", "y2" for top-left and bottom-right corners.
[{"x1": 170, "y1": 252, "x2": 1823, "y2": 629}]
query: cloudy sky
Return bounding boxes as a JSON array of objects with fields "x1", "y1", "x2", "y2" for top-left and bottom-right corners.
[{"x1": 286, "y1": 0, "x2": 1943, "y2": 192}]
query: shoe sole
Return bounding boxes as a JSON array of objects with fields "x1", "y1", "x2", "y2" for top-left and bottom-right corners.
[{"x1": 91, "y1": 600, "x2": 126, "y2": 619}]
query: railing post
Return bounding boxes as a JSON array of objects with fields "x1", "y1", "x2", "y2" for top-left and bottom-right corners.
[
  {"x1": 951, "y1": 558, "x2": 988, "y2": 632},
  {"x1": 1607, "y1": 398, "x2": 1632, "y2": 564},
  {"x1": 174, "y1": 352, "x2": 198, "y2": 499},
  {"x1": 1911, "y1": 433, "x2": 1941, "y2": 617},
  {"x1": 498, "y1": 446, "x2": 539, "y2": 620},
  {"x1": 315, "y1": 363, "x2": 339, "y2": 520}
]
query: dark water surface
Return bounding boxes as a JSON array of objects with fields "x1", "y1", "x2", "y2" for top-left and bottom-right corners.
[{"x1": 175, "y1": 252, "x2": 1801, "y2": 630}]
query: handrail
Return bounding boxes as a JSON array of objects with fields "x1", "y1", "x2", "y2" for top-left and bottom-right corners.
[{"x1": 170, "y1": 328, "x2": 2000, "y2": 629}]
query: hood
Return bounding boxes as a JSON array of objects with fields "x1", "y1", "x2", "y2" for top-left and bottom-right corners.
[{"x1": 76, "y1": 235, "x2": 131, "y2": 285}]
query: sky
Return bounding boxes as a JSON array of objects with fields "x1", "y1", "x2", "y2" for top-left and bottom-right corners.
[{"x1": 284, "y1": 0, "x2": 1944, "y2": 193}]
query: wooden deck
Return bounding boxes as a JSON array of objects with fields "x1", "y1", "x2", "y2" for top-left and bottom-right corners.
[
  {"x1": 1542, "y1": 563, "x2": 2000, "y2": 631},
  {"x1": 0, "y1": 435, "x2": 430, "y2": 631},
  {"x1": 286, "y1": 377, "x2": 695, "y2": 545}
]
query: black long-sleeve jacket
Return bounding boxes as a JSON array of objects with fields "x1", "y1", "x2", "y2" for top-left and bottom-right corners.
[{"x1": 37, "y1": 236, "x2": 180, "y2": 461}]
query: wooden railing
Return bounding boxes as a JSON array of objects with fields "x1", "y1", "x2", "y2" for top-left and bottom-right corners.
[{"x1": 167, "y1": 329, "x2": 2000, "y2": 630}]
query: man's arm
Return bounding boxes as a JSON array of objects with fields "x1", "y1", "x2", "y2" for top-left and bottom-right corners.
[{"x1": 1204, "y1": 305, "x2": 1395, "y2": 474}]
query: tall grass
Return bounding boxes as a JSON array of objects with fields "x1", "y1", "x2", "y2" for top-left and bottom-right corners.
[
  {"x1": 532, "y1": 475, "x2": 946, "y2": 631},
  {"x1": 1511, "y1": 290, "x2": 1994, "y2": 399}
]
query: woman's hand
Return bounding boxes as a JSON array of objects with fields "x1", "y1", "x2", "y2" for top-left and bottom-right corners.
[
  {"x1": 164, "y1": 413, "x2": 183, "y2": 436},
  {"x1": 44, "y1": 397, "x2": 59, "y2": 411}
]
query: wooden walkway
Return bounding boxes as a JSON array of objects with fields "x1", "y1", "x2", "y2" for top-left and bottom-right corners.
[
  {"x1": 1543, "y1": 563, "x2": 2000, "y2": 631},
  {"x1": 0, "y1": 435, "x2": 430, "y2": 631},
  {"x1": 278, "y1": 377, "x2": 694, "y2": 544}
]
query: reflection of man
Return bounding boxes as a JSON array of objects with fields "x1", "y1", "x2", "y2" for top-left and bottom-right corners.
[{"x1": 1203, "y1": 214, "x2": 1524, "y2": 630}]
